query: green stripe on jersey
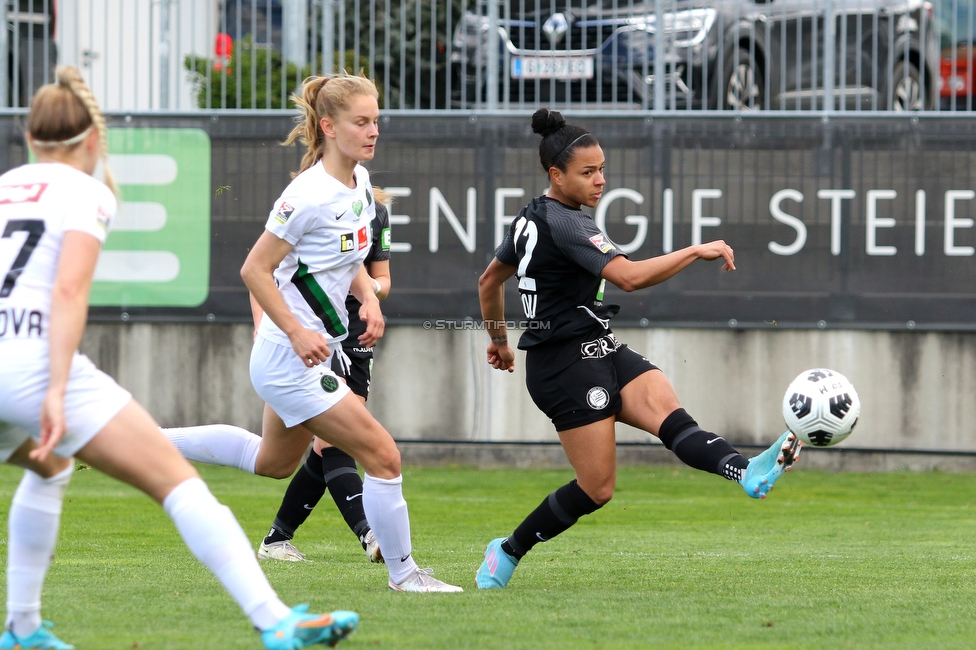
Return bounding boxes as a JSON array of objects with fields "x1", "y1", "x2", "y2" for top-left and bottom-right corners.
[{"x1": 291, "y1": 259, "x2": 347, "y2": 337}]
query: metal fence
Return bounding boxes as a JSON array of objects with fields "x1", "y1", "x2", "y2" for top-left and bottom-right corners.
[{"x1": 4, "y1": 0, "x2": 976, "y2": 112}]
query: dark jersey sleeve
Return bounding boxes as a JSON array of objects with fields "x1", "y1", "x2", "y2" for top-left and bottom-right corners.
[
  {"x1": 365, "y1": 203, "x2": 392, "y2": 264},
  {"x1": 548, "y1": 206, "x2": 624, "y2": 276},
  {"x1": 494, "y1": 220, "x2": 519, "y2": 267}
]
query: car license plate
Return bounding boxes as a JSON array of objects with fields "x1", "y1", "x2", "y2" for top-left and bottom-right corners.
[{"x1": 511, "y1": 56, "x2": 594, "y2": 80}]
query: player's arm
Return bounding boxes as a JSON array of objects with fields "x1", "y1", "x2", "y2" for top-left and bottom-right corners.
[
  {"x1": 366, "y1": 259, "x2": 390, "y2": 300},
  {"x1": 248, "y1": 292, "x2": 264, "y2": 340},
  {"x1": 35, "y1": 230, "x2": 102, "y2": 461},
  {"x1": 478, "y1": 258, "x2": 517, "y2": 372},
  {"x1": 601, "y1": 240, "x2": 735, "y2": 293},
  {"x1": 350, "y1": 264, "x2": 385, "y2": 347},
  {"x1": 241, "y1": 230, "x2": 331, "y2": 367}
]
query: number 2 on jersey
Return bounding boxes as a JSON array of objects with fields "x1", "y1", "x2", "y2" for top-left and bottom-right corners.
[
  {"x1": 512, "y1": 216, "x2": 539, "y2": 319},
  {"x1": 1, "y1": 219, "x2": 45, "y2": 297}
]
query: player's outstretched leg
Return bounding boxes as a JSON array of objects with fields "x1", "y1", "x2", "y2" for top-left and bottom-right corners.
[
  {"x1": 475, "y1": 538, "x2": 519, "y2": 589},
  {"x1": 0, "y1": 620, "x2": 74, "y2": 650},
  {"x1": 260, "y1": 605, "x2": 359, "y2": 650},
  {"x1": 739, "y1": 431, "x2": 801, "y2": 499}
]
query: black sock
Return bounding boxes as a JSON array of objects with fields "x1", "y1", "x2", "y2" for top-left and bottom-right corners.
[
  {"x1": 321, "y1": 447, "x2": 370, "y2": 540},
  {"x1": 264, "y1": 452, "x2": 327, "y2": 545},
  {"x1": 657, "y1": 408, "x2": 748, "y2": 482},
  {"x1": 502, "y1": 480, "x2": 602, "y2": 560}
]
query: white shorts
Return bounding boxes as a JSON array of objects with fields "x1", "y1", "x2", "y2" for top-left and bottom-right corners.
[
  {"x1": 0, "y1": 340, "x2": 132, "y2": 462},
  {"x1": 249, "y1": 334, "x2": 351, "y2": 428}
]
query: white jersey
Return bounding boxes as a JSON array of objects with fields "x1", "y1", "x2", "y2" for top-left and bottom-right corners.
[
  {"x1": 257, "y1": 162, "x2": 375, "y2": 347},
  {"x1": 0, "y1": 163, "x2": 116, "y2": 342}
]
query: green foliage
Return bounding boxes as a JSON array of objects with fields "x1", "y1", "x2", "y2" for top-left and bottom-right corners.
[
  {"x1": 184, "y1": 36, "x2": 301, "y2": 109},
  {"x1": 341, "y1": 0, "x2": 466, "y2": 109},
  {"x1": 5, "y1": 464, "x2": 976, "y2": 648},
  {"x1": 184, "y1": 35, "x2": 373, "y2": 109}
]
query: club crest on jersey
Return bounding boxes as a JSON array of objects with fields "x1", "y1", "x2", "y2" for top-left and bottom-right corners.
[
  {"x1": 274, "y1": 201, "x2": 295, "y2": 224},
  {"x1": 589, "y1": 233, "x2": 615, "y2": 254},
  {"x1": 586, "y1": 386, "x2": 611, "y2": 410},
  {"x1": 352, "y1": 200, "x2": 364, "y2": 217},
  {"x1": 340, "y1": 232, "x2": 356, "y2": 253},
  {"x1": 0, "y1": 183, "x2": 48, "y2": 204},
  {"x1": 321, "y1": 375, "x2": 340, "y2": 393},
  {"x1": 357, "y1": 226, "x2": 369, "y2": 250}
]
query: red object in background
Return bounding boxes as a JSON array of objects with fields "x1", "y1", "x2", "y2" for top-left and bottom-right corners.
[
  {"x1": 940, "y1": 45, "x2": 976, "y2": 108},
  {"x1": 214, "y1": 33, "x2": 233, "y2": 71}
]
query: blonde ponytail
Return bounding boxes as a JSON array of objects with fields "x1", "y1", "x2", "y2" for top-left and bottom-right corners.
[{"x1": 58, "y1": 67, "x2": 117, "y2": 197}]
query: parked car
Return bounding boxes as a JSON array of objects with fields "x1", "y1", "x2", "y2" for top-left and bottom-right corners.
[{"x1": 452, "y1": 0, "x2": 939, "y2": 110}]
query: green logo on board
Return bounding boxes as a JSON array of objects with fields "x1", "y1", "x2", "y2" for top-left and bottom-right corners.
[
  {"x1": 321, "y1": 375, "x2": 340, "y2": 393},
  {"x1": 89, "y1": 128, "x2": 211, "y2": 308}
]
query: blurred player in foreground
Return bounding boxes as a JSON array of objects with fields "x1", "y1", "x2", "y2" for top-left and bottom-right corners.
[{"x1": 0, "y1": 66, "x2": 357, "y2": 649}]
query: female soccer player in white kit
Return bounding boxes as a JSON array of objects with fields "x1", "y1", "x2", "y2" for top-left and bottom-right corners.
[
  {"x1": 167, "y1": 73, "x2": 461, "y2": 593},
  {"x1": 0, "y1": 66, "x2": 358, "y2": 649}
]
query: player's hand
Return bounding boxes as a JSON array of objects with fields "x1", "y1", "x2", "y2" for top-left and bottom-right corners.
[
  {"x1": 697, "y1": 240, "x2": 735, "y2": 271},
  {"x1": 289, "y1": 328, "x2": 332, "y2": 367},
  {"x1": 358, "y1": 298, "x2": 385, "y2": 347},
  {"x1": 487, "y1": 342, "x2": 516, "y2": 373},
  {"x1": 33, "y1": 390, "x2": 67, "y2": 462}
]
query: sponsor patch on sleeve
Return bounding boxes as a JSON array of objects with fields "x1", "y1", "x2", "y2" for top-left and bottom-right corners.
[
  {"x1": 381, "y1": 227, "x2": 391, "y2": 251},
  {"x1": 95, "y1": 205, "x2": 112, "y2": 232},
  {"x1": 589, "y1": 233, "x2": 616, "y2": 254},
  {"x1": 273, "y1": 201, "x2": 295, "y2": 224}
]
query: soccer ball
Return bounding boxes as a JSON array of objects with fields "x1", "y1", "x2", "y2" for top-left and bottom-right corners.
[{"x1": 782, "y1": 368, "x2": 860, "y2": 447}]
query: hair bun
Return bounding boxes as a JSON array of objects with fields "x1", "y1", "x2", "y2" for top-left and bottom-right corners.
[{"x1": 531, "y1": 108, "x2": 565, "y2": 137}]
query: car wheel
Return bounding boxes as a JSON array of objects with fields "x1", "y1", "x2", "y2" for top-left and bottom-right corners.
[
  {"x1": 889, "y1": 60, "x2": 924, "y2": 111},
  {"x1": 723, "y1": 46, "x2": 764, "y2": 111}
]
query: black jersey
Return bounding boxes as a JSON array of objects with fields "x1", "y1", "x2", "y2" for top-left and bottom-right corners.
[
  {"x1": 344, "y1": 202, "x2": 391, "y2": 343},
  {"x1": 495, "y1": 196, "x2": 624, "y2": 350}
]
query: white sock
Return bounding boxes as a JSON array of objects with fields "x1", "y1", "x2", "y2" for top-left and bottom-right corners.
[
  {"x1": 5, "y1": 465, "x2": 73, "y2": 638},
  {"x1": 363, "y1": 473, "x2": 418, "y2": 584},
  {"x1": 162, "y1": 478, "x2": 290, "y2": 630},
  {"x1": 162, "y1": 425, "x2": 260, "y2": 474}
]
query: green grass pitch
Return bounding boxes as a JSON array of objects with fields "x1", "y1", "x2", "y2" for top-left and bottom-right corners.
[{"x1": 1, "y1": 462, "x2": 976, "y2": 649}]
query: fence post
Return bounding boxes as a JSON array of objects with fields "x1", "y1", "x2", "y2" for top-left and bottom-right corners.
[
  {"x1": 653, "y1": 0, "x2": 664, "y2": 111},
  {"x1": 322, "y1": 0, "x2": 334, "y2": 74},
  {"x1": 283, "y1": 0, "x2": 308, "y2": 68},
  {"x1": 159, "y1": 0, "x2": 171, "y2": 109},
  {"x1": 823, "y1": 0, "x2": 835, "y2": 112},
  {"x1": 0, "y1": 0, "x2": 8, "y2": 109},
  {"x1": 486, "y1": 0, "x2": 499, "y2": 110}
]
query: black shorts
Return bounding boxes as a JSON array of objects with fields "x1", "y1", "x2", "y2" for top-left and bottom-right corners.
[
  {"x1": 331, "y1": 346, "x2": 373, "y2": 400},
  {"x1": 524, "y1": 337, "x2": 657, "y2": 432}
]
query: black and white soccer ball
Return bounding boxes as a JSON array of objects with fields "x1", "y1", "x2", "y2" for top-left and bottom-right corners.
[{"x1": 782, "y1": 368, "x2": 860, "y2": 447}]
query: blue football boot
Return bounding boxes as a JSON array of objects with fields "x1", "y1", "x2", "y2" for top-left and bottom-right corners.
[
  {"x1": 261, "y1": 605, "x2": 359, "y2": 649},
  {"x1": 739, "y1": 431, "x2": 801, "y2": 499},
  {"x1": 475, "y1": 537, "x2": 519, "y2": 589},
  {"x1": 0, "y1": 621, "x2": 74, "y2": 650}
]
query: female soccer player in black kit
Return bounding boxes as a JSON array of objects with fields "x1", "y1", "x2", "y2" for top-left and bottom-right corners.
[
  {"x1": 258, "y1": 193, "x2": 392, "y2": 563},
  {"x1": 475, "y1": 108, "x2": 801, "y2": 589}
]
